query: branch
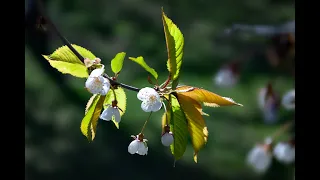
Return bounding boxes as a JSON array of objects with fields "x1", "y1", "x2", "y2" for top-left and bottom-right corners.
[
  {"x1": 271, "y1": 120, "x2": 294, "y2": 140},
  {"x1": 36, "y1": 0, "x2": 140, "y2": 92}
]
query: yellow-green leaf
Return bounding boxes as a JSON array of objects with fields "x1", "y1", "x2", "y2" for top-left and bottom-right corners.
[
  {"x1": 169, "y1": 95, "x2": 188, "y2": 160},
  {"x1": 42, "y1": 58, "x2": 88, "y2": 78},
  {"x1": 129, "y1": 56, "x2": 158, "y2": 80},
  {"x1": 103, "y1": 87, "x2": 127, "y2": 129},
  {"x1": 162, "y1": 8, "x2": 184, "y2": 81},
  {"x1": 85, "y1": 94, "x2": 98, "y2": 114},
  {"x1": 111, "y1": 52, "x2": 126, "y2": 74},
  {"x1": 42, "y1": 44, "x2": 96, "y2": 78},
  {"x1": 80, "y1": 95, "x2": 106, "y2": 142},
  {"x1": 177, "y1": 93, "x2": 209, "y2": 163},
  {"x1": 176, "y1": 85, "x2": 243, "y2": 107}
]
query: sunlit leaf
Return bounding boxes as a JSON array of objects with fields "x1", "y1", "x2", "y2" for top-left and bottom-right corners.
[
  {"x1": 111, "y1": 52, "x2": 126, "y2": 74},
  {"x1": 80, "y1": 95, "x2": 106, "y2": 141},
  {"x1": 85, "y1": 94, "x2": 98, "y2": 114},
  {"x1": 162, "y1": 8, "x2": 184, "y2": 81},
  {"x1": 176, "y1": 93, "x2": 209, "y2": 163},
  {"x1": 176, "y1": 85, "x2": 243, "y2": 107},
  {"x1": 171, "y1": 76, "x2": 180, "y2": 90},
  {"x1": 169, "y1": 95, "x2": 188, "y2": 160},
  {"x1": 129, "y1": 56, "x2": 158, "y2": 80},
  {"x1": 42, "y1": 44, "x2": 96, "y2": 78},
  {"x1": 103, "y1": 87, "x2": 127, "y2": 129}
]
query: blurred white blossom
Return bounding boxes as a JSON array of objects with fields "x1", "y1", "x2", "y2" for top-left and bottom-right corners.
[
  {"x1": 247, "y1": 138, "x2": 273, "y2": 173},
  {"x1": 281, "y1": 89, "x2": 295, "y2": 110},
  {"x1": 137, "y1": 87, "x2": 162, "y2": 112},
  {"x1": 273, "y1": 142, "x2": 295, "y2": 164},
  {"x1": 214, "y1": 67, "x2": 238, "y2": 88},
  {"x1": 258, "y1": 84, "x2": 280, "y2": 124}
]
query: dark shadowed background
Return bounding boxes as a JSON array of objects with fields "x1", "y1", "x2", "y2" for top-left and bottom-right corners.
[{"x1": 25, "y1": 0, "x2": 295, "y2": 179}]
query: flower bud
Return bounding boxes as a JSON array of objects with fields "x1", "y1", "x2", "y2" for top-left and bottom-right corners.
[{"x1": 161, "y1": 132, "x2": 174, "y2": 146}]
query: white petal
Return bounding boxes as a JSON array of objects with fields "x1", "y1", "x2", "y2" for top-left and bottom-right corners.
[
  {"x1": 161, "y1": 132, "x2": 174, "y2": 146},
  {"x1": 150, "y1": 100, "x2": 162, "y2": 112},
  {"x1": 85, "y1": 77, "x2": 103, "y2": 94},
  {"x1": 141, "y1": 101, "x2": 153, "y2": 112},
  {"x1": 247, "y1": 145, "x2": 272, "y2": 173},
  {"x1": 258, "y1": 88, "x2": 267, "y2": 110},
  {"x1": 137, "y1": 142, "x2": 148, "y2": 155},
  {"x1": 128, "y1": 140, "x2": 139, "y2": 154},
  {"x1": 137, "y1": 87, "x2": 157, "y2": 101},
  {"x1": 89, "y1": 68, "x2": 104, "y2": 77},
  {"x1": 99, "y1": 78, "x2": 110, "y2": 95},
  {"x1": 100, "y1": 106, "x2": 113, "y2": 121},
  {"x1": 281, "y1": 89, "x2": 295, "y2": 110},
  {"x1": 263, "y1": 100, "x2": 278, "y2": 124},
  {"x1": 273, "y1": 142, "x2": 295, "y2": 164},
  {"x1": 113, "y1": 108, "x2": 121, "y2": 123}
]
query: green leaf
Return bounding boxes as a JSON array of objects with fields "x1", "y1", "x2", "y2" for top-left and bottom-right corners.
[
  {"x1": 85, "y1": 94, "x2": 97, "y2": 114},
  {"x1": 129, "y1": 56, "x2": 158, "y2": 80},
  {"x1": 103, "y1": 87, "x2": 127, "y2": 129},
  {"x1": 171, "y1": 76, "x2": 180, "y2": 90},
  {"x1": 162, "y1": 8, "x2": 184, "y2": 81},
  {"x1": 42, "y1": 44, "x2": 96, "y2": 78},
  {"x1": 169, "y1": 95, "x2": 188, "y2": 160},
  {"x1": 80, "y1": 95, "x2": 106, "y2": 142},
  {"x1": 176, "y1": 93, "x2": 209, "y2": 163},
  {"x1": 111, "y1": 52, "x2": 126, "y2": 74}
]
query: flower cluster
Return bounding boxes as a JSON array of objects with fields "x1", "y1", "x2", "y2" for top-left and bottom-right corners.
[
  {"x1": 247, "y1": 137, "x2": 295, "y2": 174},
  {"x1": 85, "y1": 68, "x2": 170, "y2": 156}
]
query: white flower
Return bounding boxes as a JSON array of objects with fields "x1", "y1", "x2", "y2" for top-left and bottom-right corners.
[
  {"x1": 247, "y1": 138, "x2": 272, "y2": 173},
  {"x1": 258, "y1": 87, "x2": 279, "y2": 124},
  {"x1": 100, "y1": 105, "x2": 121, "y2": 123},
  {"x1": 128, "y1": 134, "x2": 148, "y2": 155},
  {"x1": 161, "y1": 132, "x2": 174, "y2": 146},
  {"x1": 214, "y1": 68, "x2": 238, "y2": 88},
  {"x1": 137, "y1": 87, "x2": 162, "y2": 112},
  {"x1": 281, "y1": 89, "x2": 295, "y2": 110},
  {"x1": 85, "y1": 67, "x2": 110, "y2": 95},
  {"x1": 273, "y1": 142, "x2": 295, "y2": 164}
]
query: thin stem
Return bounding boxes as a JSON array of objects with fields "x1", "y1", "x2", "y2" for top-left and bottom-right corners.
[
  {"x1": 104, "y1": 75, "x2": 140, "y2": 92},
  {"x1": 271, "y1": 120, "x2": 294, "y2": 140},
  {"x1": 36, "y1": 0, "x2": 141, "y2": 92},
  {"x1": 140, "y1": 112, "x2": 153, "y2": 133},
  {"x1": 36, "y1": 0, "x2": 84, "y2": 62},
  {"x1": 160, "y1": 75, "x2": 171, "y2": 89},
  {"x1": 162, "y1": 102, "x2": 169, "y2": 126},
  {"x1": 110, "y1": 86, "x2": 117, "y2": 102}
]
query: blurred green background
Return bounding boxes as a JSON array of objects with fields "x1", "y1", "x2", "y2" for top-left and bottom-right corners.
[{"x1": 25, "y1": 0, "x2": 295, "y2": 179}]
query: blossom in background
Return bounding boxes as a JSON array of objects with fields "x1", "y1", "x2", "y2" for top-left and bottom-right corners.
[
  {"x1": 257, "y1": 83, "x2": 280, "y2": 124},
  {"x1": 137, "y1": 87, "x2": 162, "y2": 112},
  {"x1": 161, "y1": 125, "x2": 174, "y2": 146},
  {"x1": 100, "y1": 101, "x2": 121, "y2": 123},
  {"x1": 213, "y1": 62, "x2": 239, "y2": 88},
  {"x1": 247, "y1": 137, "x2": 273, "y2": 173},
  {"x1": 128, "y1": 133, "x2": 148, "y2": 155},
  {"x1": 273, "y1": 141, "x2": 295, "y2": 164},
  {"x1": 85, "y1": 67, "x2": 110, "y2": 95},
  {"x1": 281, "y1": 89, "x2": 295, "y2": 110}
]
